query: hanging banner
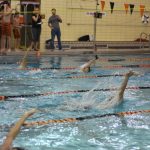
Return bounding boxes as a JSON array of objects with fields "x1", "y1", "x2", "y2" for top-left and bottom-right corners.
[
  {"x1": 130, "y1": 4, "x2": 135, "y2": 15},
  {"x1": 101, "y1": 1, "x2": 105, "y2": 11},
  {"x1": 142, "y1": 14, "x2": 149, "y2": 24},
  {"x1": 140, "y1": 5, "x2": 145, "y2": 17},
  {"x1": 110, "y1": 2, "x2": 115, "y2": 14},
  {"x1": 124, "y1": 3, "x2": 129, "y2": 14}
]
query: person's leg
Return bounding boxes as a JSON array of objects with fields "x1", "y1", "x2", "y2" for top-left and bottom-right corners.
[
  {"x1": 17, "y1": 29, "x2": 21, "y2": 49},
  {"x1": 0, "y1": 24, "x2": 1, "y2": 51},
  {"x1": 14, "y1": 29, "x2": 20, "y2": 50},
  {"x1": 7, "y1": 36, "x2": 11, "y2": 52},
  {"x1": 56, "y1": 29, "x2": 62, "y2": 50},
  {"x1": 35, "y1": 28, "x2": 41, "y2": 50},
  {"x1": 51, "y1": 29, "x2": 55, "y2": 49},
  {"x1": 1, "y1": 23, "x2": 6, "y2": 53},
  {"x1": 14, "y1": 38, "x2": 17, "y2": 49},
  {"x1": 118, "y1": 71, "x2": 138, "y2": 100},
  {"x1": 6, "y1": 23, "x2": 11, "y2": 52},
  {"x1": 1, "y1": 35, "x2": 6, "y2": 52},
  {"x1": 17, "y1": 37, "x2": 20, "y2": 50},
  {"x1": 30, "y1": 28, "x2": 36, "y2": 50}
]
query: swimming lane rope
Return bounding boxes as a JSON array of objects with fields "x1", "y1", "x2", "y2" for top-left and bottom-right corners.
[
  {"x1": 0, "y1": 86, "x2": 150, "y2": 101},
  {"x1": 23, "y1": 57, "x2": 150, "y2": 64},
  {"x1": 17, "y1": 64, "x2": 150, "y2": 71},
  {"x1": 1, "y1": 74, "x2": 124, "y2": 81},
  {"x1": 98, "y1": 57, "x2": 150, "y2": 62},
  {"x1": 1, "y1": 57, "x2": 150, "y2": 65},
  {"x1": 1, "y1": 64, "x2": 150, "y2": 71},
  {"x1": 22, "y1": 110, "x2": 150, "y2": 127}
]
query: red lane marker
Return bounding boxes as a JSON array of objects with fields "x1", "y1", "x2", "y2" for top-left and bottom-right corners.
[
  {"x1": 0, "y1": 96, "x2": 6, "y2": 101},
  {"x1": 127, "y1": 87, "x2": 140, "y2": 90},
  {"x1": 140, "y1": 64, "x2": 150, "y2": 68}
]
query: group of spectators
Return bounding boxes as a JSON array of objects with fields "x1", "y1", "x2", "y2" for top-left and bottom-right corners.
[{"x1": 0, "y1": 1, "x2": 62, "y2": 55}]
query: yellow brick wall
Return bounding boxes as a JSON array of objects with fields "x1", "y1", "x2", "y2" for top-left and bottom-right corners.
[
  {"x1": 40, "y1": 0, "x2": 150, "y2": 49},
  {"x1": 11, "y1": 0, "x2": 150, "y2": 49}
]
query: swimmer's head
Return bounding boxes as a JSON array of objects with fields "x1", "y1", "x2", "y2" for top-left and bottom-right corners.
[
  {"x1": 12, "y1": 147, "x2": 25, "y2": 150},
  {"x1": 84, "y1": 105, "x2": 91, "y2": 110},
  {"x1": 83, "y1": 67, "x2": 91, "y2": 73},
  {"x1": 95, "y1": 55, "x2": 99, "y2": 60}
]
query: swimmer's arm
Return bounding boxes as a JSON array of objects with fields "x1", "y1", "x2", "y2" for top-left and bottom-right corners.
[
  {"x1": 81, "y1": 59, "x2": 96, "y2": 69},
  {"x1": 86, "y1": 59, "x2": 96, "y2": 67},
  {"x1": 0, "y1": 109, "x2": 37, "y2": 150},
  {"x1": 117, "y1": 73, "x2": 130, "y2": 100}
]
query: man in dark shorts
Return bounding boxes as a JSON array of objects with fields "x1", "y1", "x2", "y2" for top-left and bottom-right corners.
[{"x1": 48, "y1": 8, "x2": 62, "y2": 50}]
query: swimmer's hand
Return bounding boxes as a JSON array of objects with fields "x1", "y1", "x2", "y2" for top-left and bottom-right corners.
[
  {"x1": 126, "y1": 71, "x2": 141, "y2": 77},
  {"x1": 24, "y1": 109, "x2": 39, "y2": 117}
]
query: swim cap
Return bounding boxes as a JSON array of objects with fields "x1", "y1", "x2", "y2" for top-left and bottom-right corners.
[{"x1": 12, "y1": 147, "x2": 25, "y2": 150}]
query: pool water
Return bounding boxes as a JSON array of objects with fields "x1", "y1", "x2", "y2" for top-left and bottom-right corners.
[{"x1": 0, "y1": 55, "x2": 150, "y2": 150}]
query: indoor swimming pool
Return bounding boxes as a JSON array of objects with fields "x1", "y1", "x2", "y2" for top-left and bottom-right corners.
[{"x1": 0, "y1": 54, "x2": 150, "y2": 150}]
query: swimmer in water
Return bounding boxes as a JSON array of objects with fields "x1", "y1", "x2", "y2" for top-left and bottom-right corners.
[
  {"x1": 0, "y1": 109, "x2": 38, "y2": 150},
  {"x1": 80, "y1": 55, "x2": 98, "y2": 73},
  {"x1": 62, "y1": 71, "x2": 139, "y2": 111},
  {"x1": 95, "y1": 71, "x2": 139, "y2": 109}
]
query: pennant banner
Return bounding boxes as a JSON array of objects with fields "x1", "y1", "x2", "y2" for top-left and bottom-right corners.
[
  {"x1": 140, "y1": 5, "x2": 145, "y2": 17},
  {"x1": 101, "y1": 1, "x2": 105, "y2": 11},
  {"x1": 130, "y1": 4, "x2": 135, "y2": 15},
  {"x1": 124, "y1": 3, "x2": 129, "y2": 14},
  {"x1": 110, "y1": 2, "x2": 115, "y2": 14}
]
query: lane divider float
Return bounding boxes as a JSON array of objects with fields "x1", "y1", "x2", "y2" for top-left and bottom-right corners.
[
  {"x1": 18, "y1": 64, "x2": 150, "y2": 71},
  {"x1": 22, "y1": 109, "x2": 150, "y2": 127},
  {"x1": 0, "y1": 86, "x2": 149, "y2": 101},
  {"x1": 98, "y1": 57, "x2": 150, "y2": 62},
  {"x1": 1, "y1": 57, "x2": 150, "y2": 65},
  {"x1": 1, "y1": 64, "x2": 150, "y2": 71},
  {"x1": 1, "y1": 74, "x2": 124, "y2": 81}
]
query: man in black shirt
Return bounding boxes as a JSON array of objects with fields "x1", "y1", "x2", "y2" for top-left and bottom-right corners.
[{"x1": 30, "y1": 7, "x2": 42, "y2": 51}]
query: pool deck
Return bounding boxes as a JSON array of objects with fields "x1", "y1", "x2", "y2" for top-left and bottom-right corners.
[{"x1": 0, "y1": 48, "x2": 150, "y2": 57}]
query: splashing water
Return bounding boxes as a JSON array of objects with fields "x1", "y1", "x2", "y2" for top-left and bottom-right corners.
[{"x1": 59, "y1": 76, "x2": 116, "y2": 111}]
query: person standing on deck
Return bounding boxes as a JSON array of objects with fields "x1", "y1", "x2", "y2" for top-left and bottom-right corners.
[
  {"x1": 48, "y1": 8, "x2": 62, "y2": 50},
  {"x1": 29, "y1": 7, "x2": 42, "y2": 51},
  {"x1": 13, "y1": 12, "x2": 21, "y2": 51},
  {"x1": 1, "y1": 1, "x2": 14, "y2": 55}
]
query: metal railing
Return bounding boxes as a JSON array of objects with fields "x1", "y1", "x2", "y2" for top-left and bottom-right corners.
[{"x1": 140, "y1": 32, "x2": 149, "y2": 48}]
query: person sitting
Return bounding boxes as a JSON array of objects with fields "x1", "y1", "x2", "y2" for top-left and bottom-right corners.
[{"x1": 0, "y1": 109, "x2": 38, "y2": 150}]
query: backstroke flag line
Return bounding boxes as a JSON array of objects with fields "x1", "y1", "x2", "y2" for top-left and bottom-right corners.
[
  {"x1": 130, "y1": 4, "x2": 135, "y2": 15},
  {"x1": 100, "y1": 1, "x2": 105, "y2": 11},
  {"x1": 124, "y1": 3, "x2": 129, "y2": 14},
  {"x1": 110, "y1": 2, "x2": 115, "y2": 14}
]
